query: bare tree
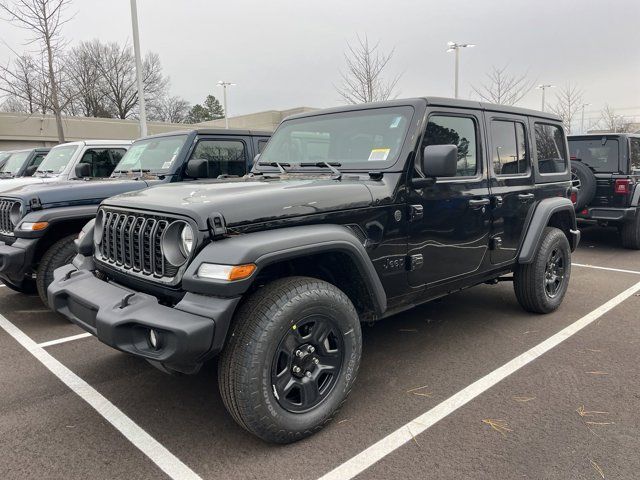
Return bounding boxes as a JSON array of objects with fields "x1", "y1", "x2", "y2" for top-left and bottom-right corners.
[
  {"x1": 549, "y1": 83, "x2": 583, "y2": 134},
  {"x1": 0, "y1": 0, "x2": 73, "y2": 142},
  {"x1": 64, "y1": 40, "x2": 113, "y2": 117},
  {"x1": 472, "y1": 65, "x2": 535, "y2": 106},
  {"x1": 89, "y1": 41, "x2": 168, "y2": 119},
  {"x1": 148, "y1": 94, "x2": 190, "y2": 123},
  {"x1": 336, "y1": 35, "x2": 400, "y2": 104},
  {"x1": 0, "y1": 54, "x2": 47, "y2": 113},
  {"x1": 599, "y1": 104, "x2": 633, "y2": 133}
]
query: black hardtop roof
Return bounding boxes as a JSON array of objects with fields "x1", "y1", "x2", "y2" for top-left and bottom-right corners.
[
  {"x1": 135, "y1": 128, "x2": 272, "y2": 141},
  {"x1": 4, "y1": 146, "x2": 51, "y2": 154},
  {"x1": 283, "y1": 97, "x2": 562, "y2": 122},
  {"x1": 568, "y1": 133, "x2": 640, "y2": 139}
]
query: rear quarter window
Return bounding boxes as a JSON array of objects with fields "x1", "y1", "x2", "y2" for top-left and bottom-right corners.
[{"x1": 535, "y1": 123, "x2": 568, "y2": 174}]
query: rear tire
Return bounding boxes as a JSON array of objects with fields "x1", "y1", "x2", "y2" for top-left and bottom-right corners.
[
  {"x1": 36, "y1": 234, "x2": 77, "y2": 306},
  {"x1": 620, "y1": 211, "x2": 640, "y2": 249},
  {"x1": 514, "y1": 227, "x2": 571, "y2": 314},
  {"x1": 218, "y1": 276, "x2": 362, "y2": 443}
]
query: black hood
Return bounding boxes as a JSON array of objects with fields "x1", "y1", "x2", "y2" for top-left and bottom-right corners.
[
  {"x1": 3, "y1": 178, "x2": 151, "y2": 207},
  {"x1": 104, "y1": 176, "x2": 376, "y2": 229}
]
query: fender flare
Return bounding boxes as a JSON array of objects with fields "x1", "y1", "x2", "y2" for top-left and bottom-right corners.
[
  {"x1": 17, "y1": 205, "x2": 99, "y2": 239},
  {"x1": 181, "y1": 224, "x2": 387, "y2": 315},
  {"x1": 518, "y1": 197, "x2": 578, "y2": 264}
]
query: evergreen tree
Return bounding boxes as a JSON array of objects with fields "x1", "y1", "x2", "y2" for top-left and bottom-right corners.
[{"x1": 185, "y1": 94, "x2": 225, "y2": 123}]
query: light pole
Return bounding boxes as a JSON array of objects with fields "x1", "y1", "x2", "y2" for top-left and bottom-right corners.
[
  {"x1": 446, "y1": 42, "x2": 475, "y2": 99},
  {"x1": 536, "y1": 84, "x2": 555, "y2": 112},
  {"x1": 580, "y1": 103, "x2": 591, "y2": 133},
  {"x1": 130, "y1": 0, "x2": 147, "y2": 137},
  {"x1": 217, "y1": 81, "x2": 235, "y2": 129}
]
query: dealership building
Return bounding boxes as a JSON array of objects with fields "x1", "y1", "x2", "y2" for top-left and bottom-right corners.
[{"x1": 0, "y1": 106, "x2": 317, "y2": 150}]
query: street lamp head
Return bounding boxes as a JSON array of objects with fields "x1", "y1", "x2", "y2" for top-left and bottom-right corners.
[
  {"x1": 536, "y1": 84, "x2": 556, "y2": 89},
  {"x1": 446, "y1": 41, "x2": 476, "y2": 52}
]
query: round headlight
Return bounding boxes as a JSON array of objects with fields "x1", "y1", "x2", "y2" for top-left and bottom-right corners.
[
  {"x1": 9, "y1": 202, "x2": 22, "y2": 227},
  {"x1": 180, "y1": 224, "x2": 194, "y2": 257},
  {"x1": 94, "y1": 210, "x2": 105, "y2": 245},
  {"x1": 162, "y1": 221, "x2": 193, "y2": 267}
]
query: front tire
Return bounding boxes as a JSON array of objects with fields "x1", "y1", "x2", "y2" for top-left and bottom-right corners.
[
  {"x1": 36, "y1": 234, "x2": 77, "y2": 305},
  {"x1": 218, "y1": 276, "x2": 362, "y2": 443},
  {"x1": 514, "y1": 227, "x2": 571, "y2": 314}
]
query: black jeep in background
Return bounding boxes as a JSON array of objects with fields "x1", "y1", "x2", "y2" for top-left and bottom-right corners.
[
  {"x1": 0, "y1": 147, "x2": 50, "y2": 178},
  {"x1": 0, "y1": 129, "x2": 269, "y2": 302},
  {"x1": 569, "y1": 133, "x2": 640, "y2": 248},
  {"x1": 49, "y1": 98, "x2": 578, "y2": 443}
]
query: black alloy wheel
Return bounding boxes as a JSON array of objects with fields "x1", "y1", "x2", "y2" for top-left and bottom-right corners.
[{"x1": 271, "y1": 316, "x2": 344, "y2": 413}]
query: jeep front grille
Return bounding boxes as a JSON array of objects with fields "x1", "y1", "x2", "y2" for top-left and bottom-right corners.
[
  {"x1": 97, "y1": 210, "x2": 179, "y2": 279},
  {"x1": 0, "y1": 199, "x2": 20, "y2": 236}
]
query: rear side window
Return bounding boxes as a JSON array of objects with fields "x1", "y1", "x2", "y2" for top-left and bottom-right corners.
[
  {"x1": 423, "y1": 115, "x2": 478, "y2": 177},
  {"x1": 568, "y1": 138, "x2": 619, "y2": 173},
  {"x1": 630, "y1": 139, "x2": 640, "y2": 173},
  {"x1": 535, "y1": 123, "x2": 568, "y2": 174},
  {"x1": 192, "y1": 140, "x2": 247, "y2": 178},
  {"x1": 491, "y1": 120, "x2": 528, "y2": 176}
]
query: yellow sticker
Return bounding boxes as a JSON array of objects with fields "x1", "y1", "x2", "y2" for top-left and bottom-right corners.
[{"x1": 369, "y1": 148, "x2": 390, "y2": 161}]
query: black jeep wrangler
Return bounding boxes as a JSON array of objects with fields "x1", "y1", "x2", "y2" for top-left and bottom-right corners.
[
  {"x1": 0, "y1": 129, "x2": 269, "y2": 302},
  {"x1": 568, "y1": 133, "x2": 640, "y2": 248},
  {"x1": 49, "y1": 98, "x2": 579, "y2": 443}
]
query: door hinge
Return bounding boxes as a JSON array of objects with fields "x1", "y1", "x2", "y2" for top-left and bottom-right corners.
[
  {"x1": 407, "y1": 254, "x2": 424, "y2": 271},
  {"x1": 409, "y1": 204, "x2": 423, "y2": 222},
  {"x1": 490, "y1": 236, "x2": 503, "y2": 250}
]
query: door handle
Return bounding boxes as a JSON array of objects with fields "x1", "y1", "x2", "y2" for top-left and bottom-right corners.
[
  {"x1": 468, "y1": 198, "x2": 490, "y2": 208},
  {"x1": 518, "y1": 193, "x2": 535, "y2": 201}
]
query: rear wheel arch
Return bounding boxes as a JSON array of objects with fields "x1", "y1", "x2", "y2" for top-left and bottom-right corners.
[{"x1": 518, "y1": 198, "x2": 577, "y2": 264}]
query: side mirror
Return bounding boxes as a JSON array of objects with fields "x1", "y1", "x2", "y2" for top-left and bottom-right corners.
[
  {"x1": 24, "y1": 165, "x2": 38, "y2": 176},
  {"x1": 185, "y1": 158, "x2": 208, "y2": 178},
  {"x1": 75, "y1": 163, "x2": 91, "y2": 178},
  {"x1": 423, "y1": 145, "x2": 458, "y2": 177}
]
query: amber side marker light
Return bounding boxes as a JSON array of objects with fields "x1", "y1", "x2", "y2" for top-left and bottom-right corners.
[
  {"x1": 197, "y1": 263, "x2": 256, "y2": 281},
  {"x1": 20, "y1": 221, "x2": 49, "y2": 231}
]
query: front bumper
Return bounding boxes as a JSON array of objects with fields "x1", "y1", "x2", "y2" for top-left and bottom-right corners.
[
  {"x1": 48, "y1": 263, "x2": 241, "y2": 373},
  {"x1": 577, "y1": 207, "x2": 636, "y2": 222},
  {"x1": 0, "y1": 238, "x2": 37, "y2": 286}
]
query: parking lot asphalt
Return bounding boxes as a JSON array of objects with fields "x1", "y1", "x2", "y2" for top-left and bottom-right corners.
[{"x1": 1, "y1": 224, "x2": 639, "y2": 480}]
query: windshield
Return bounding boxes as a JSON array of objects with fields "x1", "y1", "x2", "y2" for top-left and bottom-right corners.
[
  {"x1": 113, "y1": 135, "x2": 187, "y2": 174},
  {"x1": 37, "y1": 145, "x2": 79, "y2": 174},
  {"x1": 569, "y1": 138, "x2": 619, "y2": 173},
  {"x1": 258, "y1": 106, "x2": 414, "y2": 169},
  {"x1": 0, "y1": 151, "x2": 30, "y2": 174}
]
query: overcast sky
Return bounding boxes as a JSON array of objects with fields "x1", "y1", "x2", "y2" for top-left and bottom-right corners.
[{"x1": 1, "y1": 0, "x2": 639, "y2": 125}]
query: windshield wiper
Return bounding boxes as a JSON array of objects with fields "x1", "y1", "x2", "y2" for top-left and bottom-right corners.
[
  {"x1": 258, "y1": 161, "x2": 290, "y2": 173},
  {"x1": 300, "y1": 161, "x2": 342, "y2": 179}
]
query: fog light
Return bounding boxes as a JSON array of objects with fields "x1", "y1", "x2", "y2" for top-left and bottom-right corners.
[{"x1": 148, "y1": 329, "x2": 160, "y2": 350}]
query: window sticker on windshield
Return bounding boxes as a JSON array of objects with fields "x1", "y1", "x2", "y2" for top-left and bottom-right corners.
[
  {"x1": 162, "y1": 161, "x2": 172, "y2": 169},
  {"x1": 389, "y1": 116, "x2": 402, "y2": 129},
  {"x1": 126, "y1": 144, "x2": 146, "y2": 162},
  {"x1": 369, "y1": 148, "x2": 391, "y2": 161}
]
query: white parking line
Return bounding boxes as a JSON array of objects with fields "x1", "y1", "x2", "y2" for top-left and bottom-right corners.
[
  {"x1": 318, "y1": 279, "x2": 640, "y2": 480},
  {"x1": 38, "y1": 332, "x2": 93, "y2": 348},
  {"x1": 0, "y1": 314, "x2": 202, "y2": 480},
  {"x1": 572, "y1": 263, "x2": 640, "y2": 275}
]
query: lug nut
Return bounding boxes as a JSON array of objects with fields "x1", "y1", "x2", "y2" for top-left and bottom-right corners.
[
  {"x1": 295, "y1": 350, "x2": 303, "y2": 358},
  {"x1": 308, "y1": 346, "x2": 315, "y2": 353},
  {"x1": 313, "y1": 358, "x2": 319, "y2": 365},
  {"x1": 292, "y1": 365, "x2": 301, "y2": 373},
  {"x1": 305, "y1": 371, "x2": 312, "y2": 378}
]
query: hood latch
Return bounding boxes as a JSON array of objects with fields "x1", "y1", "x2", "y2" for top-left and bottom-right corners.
[{"x1": 208, "y1": 212, "x2": 227, "y2": 239}]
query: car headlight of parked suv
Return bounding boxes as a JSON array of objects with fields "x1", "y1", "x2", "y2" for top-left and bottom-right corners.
[
  {"x1": 9, "y1": 201, "x2": 22, "y2": 227},
  {"x1": 162, "y1": 221, "x2": 193, "y2": 267}
]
